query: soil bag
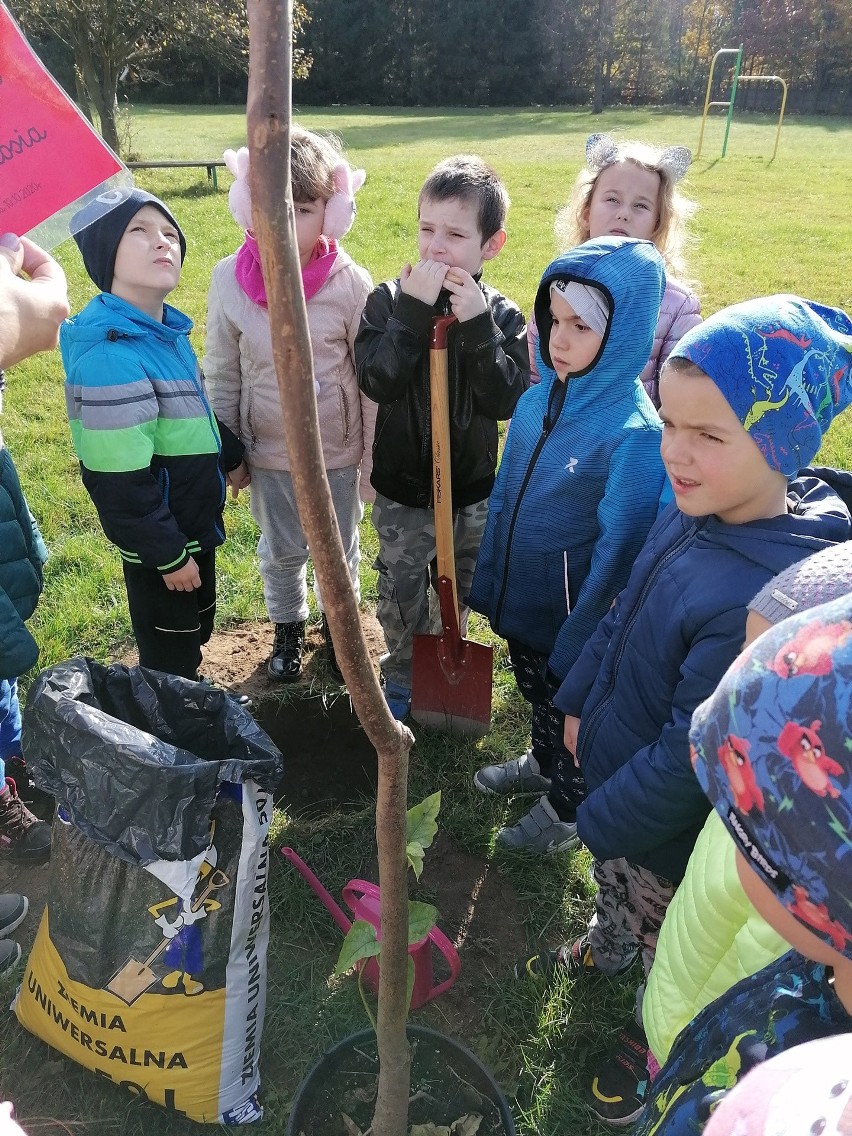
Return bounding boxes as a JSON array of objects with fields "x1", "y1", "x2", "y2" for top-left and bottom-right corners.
[{"x1": 13, "y1": 659, "x2": 284, "y2": 1125}]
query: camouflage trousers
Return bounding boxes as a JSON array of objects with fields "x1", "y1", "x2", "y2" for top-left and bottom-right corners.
[
  {"x1": 587, "y1": 856, "x2": 676, "y2": 981},
  {"x1": 371, "y1": 494, "x2": 489, "y2": 688}
]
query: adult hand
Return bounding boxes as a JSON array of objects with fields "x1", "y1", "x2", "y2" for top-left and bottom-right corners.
[
  {"x1": 0, "y1": 234, "x2": 70, "y2": 368},
  {"x1": 227, "y1": 460, "x2": 251, "y2": 499},
  {"x1": 0, "y1": 1101, "x2": 27, "y2": 1136},
  {"x1": 399, "y1": 259, "x2": 449, "y2": 307},
  {"x1": 564, "y1": 714, "x2": 581, "y2": 766},
  {"x1": 443, "y1": 267, "x2": 487, "y2": 323},
  {"x1": 163, "y1": 556, "x2": 201, "y2": 592}
]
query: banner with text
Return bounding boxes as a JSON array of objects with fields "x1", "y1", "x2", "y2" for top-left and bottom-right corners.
[{"x1": 0, "y1": 2, "x2": 130, "y2": 248}]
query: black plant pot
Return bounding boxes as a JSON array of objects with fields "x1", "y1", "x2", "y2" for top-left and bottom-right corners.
[{"x1": 287, "y1": 1024, "x2": 516, "y2": 1136}]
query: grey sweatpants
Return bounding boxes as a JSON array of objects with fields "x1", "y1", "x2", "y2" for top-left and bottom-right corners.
[
  {"x1": 250, "y1": 464, "x2": 362, "y2": 624},
  {"x1": 371, "y1": 493, "x2": 488, "y2": 688}
]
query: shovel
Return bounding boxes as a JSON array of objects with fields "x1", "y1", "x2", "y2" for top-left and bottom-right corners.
[
  {"x1": 411, "y1": 314, "x2": 493, "y2": 739},
  {"x1": 105, "y1": 868, "x2": 230, "y2": 1005}
]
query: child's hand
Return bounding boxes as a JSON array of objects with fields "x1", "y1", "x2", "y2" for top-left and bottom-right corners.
[
  {"x1": 400, "y1": 259, "x2": 449, "y2": 307},
  {"x1": 163, "y1": 557, "x2": 201, "y2": 592},
  {"x1": 228, "y1": 461, "x2": 251, "y2": 499},
  {"x1": 443, "y1": 268, "x2": 487, "y2": 323},
  {"x1": 564, "y1": 714, "x2": 581, "y2": 766}
]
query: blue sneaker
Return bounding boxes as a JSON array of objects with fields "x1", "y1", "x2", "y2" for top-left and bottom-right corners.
[{"x1": 383, "y1": 680, "x2": 411, "y2": 721}]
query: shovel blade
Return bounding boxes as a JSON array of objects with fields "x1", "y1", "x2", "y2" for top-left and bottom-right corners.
[{"x1": 411, "y1": 633, "x2": 493, "y2": 738}]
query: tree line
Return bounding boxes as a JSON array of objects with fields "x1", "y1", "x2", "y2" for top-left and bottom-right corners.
[
  {"x1": 11, "y1": 0, "x2": 852, "y2": 158},
  {"x1": 294, "y1": 0, "x2": 852, "y2": 113}
]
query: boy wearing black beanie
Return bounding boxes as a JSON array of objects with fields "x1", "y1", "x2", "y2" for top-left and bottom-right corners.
[{"x1": 62, "y1": 188, "x2": 247, "y2": 679}]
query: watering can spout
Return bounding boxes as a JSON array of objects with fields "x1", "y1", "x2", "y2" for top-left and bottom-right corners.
[{"x1": 280, "y1": 846, "x2": 353, "y2": 936}]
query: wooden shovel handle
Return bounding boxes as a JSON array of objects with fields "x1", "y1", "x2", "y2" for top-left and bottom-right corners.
[{"x1": 429, "y1": 316, "x2": 458, "y2": 616}]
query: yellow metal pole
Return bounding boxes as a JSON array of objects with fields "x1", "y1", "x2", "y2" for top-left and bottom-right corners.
[{"x1": 734, "y1": 75, "x2": 788, "y2": 161}]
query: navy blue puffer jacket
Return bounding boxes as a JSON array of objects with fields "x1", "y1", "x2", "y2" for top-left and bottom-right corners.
[{"x1": 554, "y1": 473, "x2": 852, "y2": 882}]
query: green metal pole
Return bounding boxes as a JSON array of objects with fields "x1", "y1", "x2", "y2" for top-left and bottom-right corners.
[{"x1": 721, "y1": 45, "x2": 743, "y2": 158}]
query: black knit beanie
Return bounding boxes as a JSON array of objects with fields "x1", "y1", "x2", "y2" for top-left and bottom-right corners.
[{"x1": 72, "y1": 188, "x2": 187, "y2": 292}]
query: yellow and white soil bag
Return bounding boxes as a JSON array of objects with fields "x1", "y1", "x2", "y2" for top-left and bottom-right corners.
[{"x1": 13, "y1": 660, "x2": 283, "y2": 1124}]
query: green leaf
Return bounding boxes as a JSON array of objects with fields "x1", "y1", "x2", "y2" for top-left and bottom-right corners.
[
  {"x1": 408, "y1": 900, "x2": 438, "y2": 945},
  {"x1": 407, "y1": 840, "x2": 426, "y2": 880},
  {"x1": 406, "y1": 791, "x2": 441, "y2": 876},
  {"x1": 335, "y1": 919, "x2": 380, "y2": 976}
]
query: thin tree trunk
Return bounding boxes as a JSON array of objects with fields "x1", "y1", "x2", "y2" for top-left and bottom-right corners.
[
  {"x1": 593, "y1": 0, "x2": 606, "y2": 112},
  {"x1": 245, "y1": 3, "x2": 413, "y2": 1134}
]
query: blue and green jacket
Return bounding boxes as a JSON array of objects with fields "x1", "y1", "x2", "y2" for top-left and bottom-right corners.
[
  {"x1": 61, "y1": 293, "x2": 244, "y2": 574},
  {"x1": 468, "y1": 236, "x2": 666, "y2": 681}
]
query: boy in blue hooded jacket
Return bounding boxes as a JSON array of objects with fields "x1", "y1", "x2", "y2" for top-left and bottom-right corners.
[{"x1": 469, "y1": 236, "x2": 667, "y2": 853}]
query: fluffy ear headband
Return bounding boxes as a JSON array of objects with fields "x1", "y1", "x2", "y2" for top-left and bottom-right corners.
[
  {"x1": 322, "y1": 160, "x2": 367, "y2": 241},
  {"x1": 585, "y1": 133, "x2": 692, "y2": 183}
]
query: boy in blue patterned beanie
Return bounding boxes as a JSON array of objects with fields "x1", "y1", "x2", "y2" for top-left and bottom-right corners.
[
  {"x1": 534, "y1": 294, "x2": 852, "y2": 1126},
  {"x1": 635, "y1": 594, "x2": 852, "y2": 1135}
]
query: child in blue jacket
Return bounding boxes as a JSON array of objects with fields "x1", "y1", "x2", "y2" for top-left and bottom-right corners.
[
  {"x1": 469, "y1": 236, "x2": 666, "y2": 853},
  {"x1": 544, "y1": 295, "x2": 852, "y2": 1126},
  {"x1": 63, "y1": 189, "x2": 246, "y2": 682}
]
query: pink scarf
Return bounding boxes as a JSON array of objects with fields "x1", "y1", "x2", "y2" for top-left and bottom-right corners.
[{"x1": 234, "y1": 232, "x2": 338, "y2": 307}]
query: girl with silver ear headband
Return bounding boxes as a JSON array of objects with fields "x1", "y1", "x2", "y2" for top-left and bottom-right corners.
[{"x1": 529, "y1": 133, "x2": 702, "y2": 407}]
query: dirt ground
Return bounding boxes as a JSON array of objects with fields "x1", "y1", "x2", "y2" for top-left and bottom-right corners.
[{"x1": 1, "y1": 615, "x2": 526, "y2": 1006}]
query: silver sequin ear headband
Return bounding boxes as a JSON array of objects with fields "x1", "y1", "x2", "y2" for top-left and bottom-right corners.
[{"x1": 585, "y1": 133, "x2": 693, "y2": 183}]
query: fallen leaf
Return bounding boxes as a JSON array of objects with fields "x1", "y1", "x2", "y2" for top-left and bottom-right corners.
[
  {"x1": 451, "y1": 1116, "x2": 483, "y2": 1136},
  {"x1": 409, "y1": 1125, "x2": 450, "y2": 1136}
]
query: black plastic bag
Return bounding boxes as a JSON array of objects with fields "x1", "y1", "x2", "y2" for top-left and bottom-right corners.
[{"x1": 23, "y1": 657, "x2": 283, "y2": 865}]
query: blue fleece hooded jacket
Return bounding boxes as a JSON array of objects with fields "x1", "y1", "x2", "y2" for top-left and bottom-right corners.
[{"x1": 468, "y1": 236, "x2": 666, "y2": 681}]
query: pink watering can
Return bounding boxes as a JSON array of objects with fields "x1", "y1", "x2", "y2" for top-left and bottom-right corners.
[{"x1": 280, "y1": 846, "x2": 461, "y2": 1010}]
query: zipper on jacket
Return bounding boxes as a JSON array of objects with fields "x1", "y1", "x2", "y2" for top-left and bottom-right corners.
[
  {"x1": 575, "y1": 519, "x2": 701, "y2": 770},
  {"x1": 338, "y1": 384, "x2": 351, "y2": 444},
  {"x1": 493, "y1": 379, "x2": 568, "y2": 629}
]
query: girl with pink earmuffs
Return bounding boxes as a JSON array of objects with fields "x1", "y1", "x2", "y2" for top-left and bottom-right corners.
[{"x1": 204, "y1": 127, "x2": 376, "y2": 683}]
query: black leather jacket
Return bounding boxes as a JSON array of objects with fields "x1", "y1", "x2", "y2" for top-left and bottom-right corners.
[{"x1": 355, "y1": 279, "x2": 528, "y2": 508}]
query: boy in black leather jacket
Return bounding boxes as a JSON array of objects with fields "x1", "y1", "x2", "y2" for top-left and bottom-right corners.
[{"x1": 355, "y1": 154, "x2": 528, "y2": 719}]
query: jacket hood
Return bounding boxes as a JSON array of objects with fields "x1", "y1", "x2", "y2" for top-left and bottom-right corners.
[
  {"x1": 698, "y1": 472, "x2": 852, "y2": 573},
  {"x1": 534, "y1": 236, "x2": 665, "y2": 407},
  {"x1": 327, "y1": 243, "x2": 353, "y2": 279},
  {"x1": 61, "y1": 293, "x2": 193, "y2": 365}
]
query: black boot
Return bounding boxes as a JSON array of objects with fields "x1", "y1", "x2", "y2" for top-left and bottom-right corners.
[
  {"x1": 321, "y1": 615, "x2": 343, "y2": 680},
  {"x1": 268, "y1": 621, "x2": 306, "y2": 682}
]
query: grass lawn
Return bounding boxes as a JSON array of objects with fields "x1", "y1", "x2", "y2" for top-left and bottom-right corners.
[{"x1": 1, "y1": 103, "x2": 852, "y2": 1135}]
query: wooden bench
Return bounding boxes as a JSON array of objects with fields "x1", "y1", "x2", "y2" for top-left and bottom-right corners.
[{"x1": 126, "y1": 159, "x2": 226, "y2": 191}]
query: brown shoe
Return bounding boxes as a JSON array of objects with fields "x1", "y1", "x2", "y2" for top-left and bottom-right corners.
[{"x1": 0, "y1": 779, "x2": 52, "y2": 864}]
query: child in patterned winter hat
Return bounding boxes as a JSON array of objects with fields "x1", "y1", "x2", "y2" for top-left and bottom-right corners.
[
  {"x1": 644, "y1": 540, "x2": 852, "y2": 1069},
  {"x1": 635, "y1": 593, "x2": 852, "y2": 1135}
]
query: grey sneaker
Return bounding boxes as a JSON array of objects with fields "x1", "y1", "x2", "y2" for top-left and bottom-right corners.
[
  {"x1": 496, "y1": 795, "x2": 579, "y2": 854},
  {"x1": 474, "y1": 749, "x2": 552, "y2": 796}
]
